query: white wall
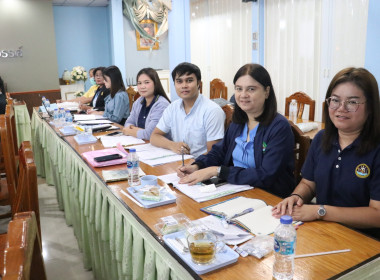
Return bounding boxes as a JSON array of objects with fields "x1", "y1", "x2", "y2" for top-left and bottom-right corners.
[{"x1": 0, "y1": 0, "x2": 59, "y2": 92}]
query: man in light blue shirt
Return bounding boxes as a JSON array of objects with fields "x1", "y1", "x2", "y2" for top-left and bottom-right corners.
[{"x1": 151, "y1": 62, "x2": 225, "y2": 158}]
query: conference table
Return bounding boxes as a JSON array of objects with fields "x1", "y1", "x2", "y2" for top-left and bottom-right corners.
[{"x1": 31, "y1": 109, "x2": 380, "y2": 280}]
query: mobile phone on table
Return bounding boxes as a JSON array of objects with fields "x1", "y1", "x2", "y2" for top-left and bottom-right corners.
[
  {"x1": 107, "y1": 131, "x2": 123, "y2": 136},
  {"x1": 201, "y1": 177, "x2": 227, "y2": 187},
  {"x1": 94, "y1": 154, "x2": 122, "y2": 162}
]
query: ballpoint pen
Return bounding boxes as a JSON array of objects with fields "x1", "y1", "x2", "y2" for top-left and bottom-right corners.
[
  {"x1": 181, "y1": 147, "x2": 185, "y2": 166},
  {"x1": 221, "y1": 207, "x2": 254, "y2": 228}
]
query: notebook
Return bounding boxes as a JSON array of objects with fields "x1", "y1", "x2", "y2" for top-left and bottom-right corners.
[
  {"x1": 201, "y1": 196, "x2": 280, "y2": 236},
  {"x1": 102, "y1": 168, "x2": 146, "y2": 182}
]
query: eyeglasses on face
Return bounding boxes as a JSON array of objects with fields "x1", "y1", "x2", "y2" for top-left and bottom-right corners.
[{"x1": 325, "y1": 97, "x2": 366, "y2": 112}]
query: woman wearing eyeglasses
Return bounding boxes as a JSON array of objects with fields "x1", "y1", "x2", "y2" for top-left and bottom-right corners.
[{"x1": 273, "y1": 67, "x2": 380, "y2": 238}]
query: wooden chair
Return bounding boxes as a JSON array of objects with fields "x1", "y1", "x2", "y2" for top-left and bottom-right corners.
[
  {"x1": 285, "y1": 91, "x2": 315, "y2": 121},
  {"x1": 5, "y1": 102, "x2": 19, "y2": 157},
  {"x1": 210, "y1": 78, "x2": 227, "y2": 100},
  {"x1": 0, "y1": 115, "x2": 18, "y2": 209},
  {"x1": 222, "y1": 104, "x2": 234, "y2": 131},
  {"x1": 2, "y1": 211, "x2": 47, "y2": 280},
  {"x1": 289, "y1": 121, "x2": 311, "y2": 184},
  {"x1": 126, "y1": 86, "x2": 141, "y2": 111},
  {"x1": 199, "y1": 81, "x2": 203, "y2": 94}
]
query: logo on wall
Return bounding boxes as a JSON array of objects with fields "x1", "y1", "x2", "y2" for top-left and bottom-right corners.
[{"x1": 0, "y1": 46, "x2": 23, "y2": 58}]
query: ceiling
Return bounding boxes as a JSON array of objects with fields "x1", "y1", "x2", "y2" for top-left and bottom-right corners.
[{"x1": 52, "y1": 0, "x2": 109, "y2": 7}]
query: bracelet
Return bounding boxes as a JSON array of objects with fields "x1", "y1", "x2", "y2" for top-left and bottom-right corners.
[{"x1": 290, "y1": 193, "x2": 303, "y2": 200}]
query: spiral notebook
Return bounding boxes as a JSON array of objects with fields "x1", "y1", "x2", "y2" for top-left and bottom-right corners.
[{"x1": 201, "y1": 196, "x2": 280, "y2": 236}]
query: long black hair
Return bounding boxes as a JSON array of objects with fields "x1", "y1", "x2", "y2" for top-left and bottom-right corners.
[
  {"x1": 103, "y1": 66, "x2": 126, "y2": 98},
  {"x1": 136, "y1": 68, "x2": 170, "y2": 103},
  {"x1": 322, "y1": 67, "x2": 380, "y2": 155},
  {"x1": 232, "y1": 64, "x2": 277, "y2": 126},
  {"x1": 0, "y1": 76, "x2": 5, "y2": 94}
]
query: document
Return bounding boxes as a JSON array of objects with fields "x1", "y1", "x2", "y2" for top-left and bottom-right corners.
[
  {"x1": 128, "y1": 144, "x2": 193, "y2": 166},
  {"x1": 76, "y1": 120, "x2": 113, "y2": 125},
  {"x1": 157, "y1": 173, "x2": 253, "y2": 202},
  {"x1": 201, "y1": 196, "x2": 280, "y2": 236},
  {"x1": 100, "y1": 135, "x2": 145, "y2": 148},
  {"x1": 73, "y1": 114, "x2": 108, "y2": 121}
]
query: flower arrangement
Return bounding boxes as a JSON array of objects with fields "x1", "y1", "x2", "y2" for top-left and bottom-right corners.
[
  {"x1": 71, "y1": 66, "x2": 88, "y2": 82},
  {"x1": 74, "y1": 91, "x2": 84, "y2": 97}
]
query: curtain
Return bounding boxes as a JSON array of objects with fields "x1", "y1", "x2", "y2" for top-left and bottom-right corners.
[
  {"x1": 265, "y1": 0, "x2": 322, "y2": 118},
  {"x1": 190, "y1": 0, "x2": 252, "y2": 99},
  {"x1": 265, "y1": 0, "x2": 369, "y2": 121}
]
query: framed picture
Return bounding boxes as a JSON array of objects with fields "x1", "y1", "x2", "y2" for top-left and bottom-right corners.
[{"x1": 136, "y1": 19, "x2": 159, "y2": 51}]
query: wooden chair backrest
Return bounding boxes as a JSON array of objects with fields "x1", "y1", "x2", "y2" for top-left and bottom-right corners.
[
  {"x1": 210, "y1": 78, "x2": 227, "y2": 100},
  {"x1": 222, "y1": 104, "x2": 234, "y2": 131},
  {"x1": 2, "y1": 211, "x2": 47, "y2": 280},
  {"x1": 321, "y1": 101, "x2": 326, "y2": 124},
  {"x1": 126, "y1": 86, "x2": 141, "y2": 111},
  {"x1": 199, "y1": 81, "x2": 203, "y2": 94},
  {"x1": 289, "y1": 121, "x2": 311, "y2": 183},
  {"x1": 5, "y1": 103, "x2": 18, "y2": 156},
  {"x1": 14, "y1": 141, "x2": 41, "y2": 238},
  {"x1": 0, "y1": 115, "x2": 17, "y2": 206},
  {"x1": 285, "y1": 91, "x2": 316, "y2": 121}
]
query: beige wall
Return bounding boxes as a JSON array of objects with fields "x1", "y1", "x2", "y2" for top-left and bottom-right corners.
[{"x1": 0, "y1": 0, "x2": 59, "y2": 92}]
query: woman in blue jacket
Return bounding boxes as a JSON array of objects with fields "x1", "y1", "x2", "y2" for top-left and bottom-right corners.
[
  {"x1": 123, "y1": 68, "x2": 170, "y2": 140},
  {"x1": 178, "y1": 63, "x2": 295, "y2": 198},
  {"x1": 89, "y1": 66, "x2": 130, "y2": 125}
]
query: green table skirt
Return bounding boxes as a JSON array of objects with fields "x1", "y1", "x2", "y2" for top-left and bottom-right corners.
[{"x1": 31, "y1": 111, "x2": 194, "y2": 280}]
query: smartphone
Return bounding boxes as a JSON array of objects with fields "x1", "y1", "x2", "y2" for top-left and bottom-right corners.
[
  {"x1": 94, "y1": 154, "x2": 123, "y2": 162},
  {"x1": 201, "y1": 177, "x2": 227, "y2": 187}
]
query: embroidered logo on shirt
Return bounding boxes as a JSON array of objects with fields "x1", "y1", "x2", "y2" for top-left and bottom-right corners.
[
  {"x1": 262, "y1": 142, "x2": 267, "y2": 153},
  {"x1": 355, "y1": 164, "x2": 370, "y2": 178}
]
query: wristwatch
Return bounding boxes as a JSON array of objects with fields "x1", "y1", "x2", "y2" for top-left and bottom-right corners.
[
  {"x1": 216, "y1": 166, "x2": 221, "y2": 178},
  {"x1": 317, "y1": 205, "x2": 326, "y2": 219}
]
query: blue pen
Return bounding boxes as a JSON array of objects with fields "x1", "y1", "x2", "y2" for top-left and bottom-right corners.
[{"x1": 221, "y1": 207, "x2": 254, "y2": 228}]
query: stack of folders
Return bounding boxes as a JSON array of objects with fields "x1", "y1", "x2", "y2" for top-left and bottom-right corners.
[{"x1": 201, "y1": 196, "x2": 280, "y2": 236}]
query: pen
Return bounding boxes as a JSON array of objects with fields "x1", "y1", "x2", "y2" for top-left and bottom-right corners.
[
  {"x1": 221, "y1": 207, "x2": 254, "y2": 228},
  {"x1": 181, "y1": 147, "x2": 185, "y2": 166}
]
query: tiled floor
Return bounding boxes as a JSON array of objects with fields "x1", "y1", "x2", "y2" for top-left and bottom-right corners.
[{"x1": 38, "y1": 177, "x2": 95, "y2": 280}]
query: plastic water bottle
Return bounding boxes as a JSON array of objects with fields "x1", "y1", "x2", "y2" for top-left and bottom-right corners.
[
  {"x1": 45, "y1": 99, "x2": 50, "y2": 108},
  {"x1": 65, "y1": 110, "x2": 73, "y2": 125},
  {"x1": 127, "y1": 148, "x2": 140, "y2": 186},
  {"x1": 42, "y1": 96, "x2": 46, "y2": 106},
  {"x1": 53, "y1": 108, "x2": 59, "y2": 124},
  {"x1": 273, "y1": 215, "x2": 296, "y2": 280},
  {"x1": 59, "y1": 108, "x2": 65, "y2": 125},
  {"x1": 289, "y1": 99, "x2": 298, "y2": 122}
]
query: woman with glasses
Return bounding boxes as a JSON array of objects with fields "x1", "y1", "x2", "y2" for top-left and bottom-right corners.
[
  {"x1": 177, "y1": 64, "x2": 295, "y2": 198},
  {"x1": 273, "y1": 67, "x2": 380, "y2": 238}
]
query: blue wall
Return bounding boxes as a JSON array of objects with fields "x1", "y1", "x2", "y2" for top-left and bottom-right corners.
[
  {"x1": 53, "y1": 6, "x2": 112, "y2": 90},
  {"x1": 365, "y1": 0, "x2": 380, "y2": 84},
  {"x1": 168, "y1": 0, "x2": 191, "y2": 101}
]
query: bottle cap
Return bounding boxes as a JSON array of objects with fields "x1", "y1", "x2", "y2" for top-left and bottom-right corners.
[
  {"x1": 54, "y1": 108, "x2": 58, "y2": 111},
  {"x1": 129, "y1": 148, "x2": 136, "y2": 153},
  {"x1": 280, "y1": 215, "x2": 292, "y2": 224}
]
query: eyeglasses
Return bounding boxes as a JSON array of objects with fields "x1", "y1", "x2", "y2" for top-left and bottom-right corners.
[{"x1": 325, "y1": 97, "x2": 366, "y2": 112}]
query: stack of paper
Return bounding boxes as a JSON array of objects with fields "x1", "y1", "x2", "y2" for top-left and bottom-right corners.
[
  {"x1": 158, "y1": 173, "x2": 253, "y2": 202},
  {"x1": 101, "y1": 135, "x2": 145, "y2": 148},
  {"x1": 73, "y1": 114, "x2": 108, "y2": 121},
  {"x1": 128, "y1": 144, "x2": 193, "y2": 166}
]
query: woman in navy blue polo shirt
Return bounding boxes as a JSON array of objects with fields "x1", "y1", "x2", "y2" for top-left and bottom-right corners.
[
  {"x1": 123, "y1": 68, "x2": 170, "y2": 140},
  {"x1": 273, "y1": 67, "x2": 380, "y2": 238},
  {"x1": 177, "y1": 64, "x2": 295, "y2": 198}
]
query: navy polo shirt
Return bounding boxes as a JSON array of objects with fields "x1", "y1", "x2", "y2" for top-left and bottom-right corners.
[
  {"x1": 137, "y1": 96, "x2": 157, "y2": 129},
  {"x1": 302, "y1": 131, "x2": 380, "y2": 207}
]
